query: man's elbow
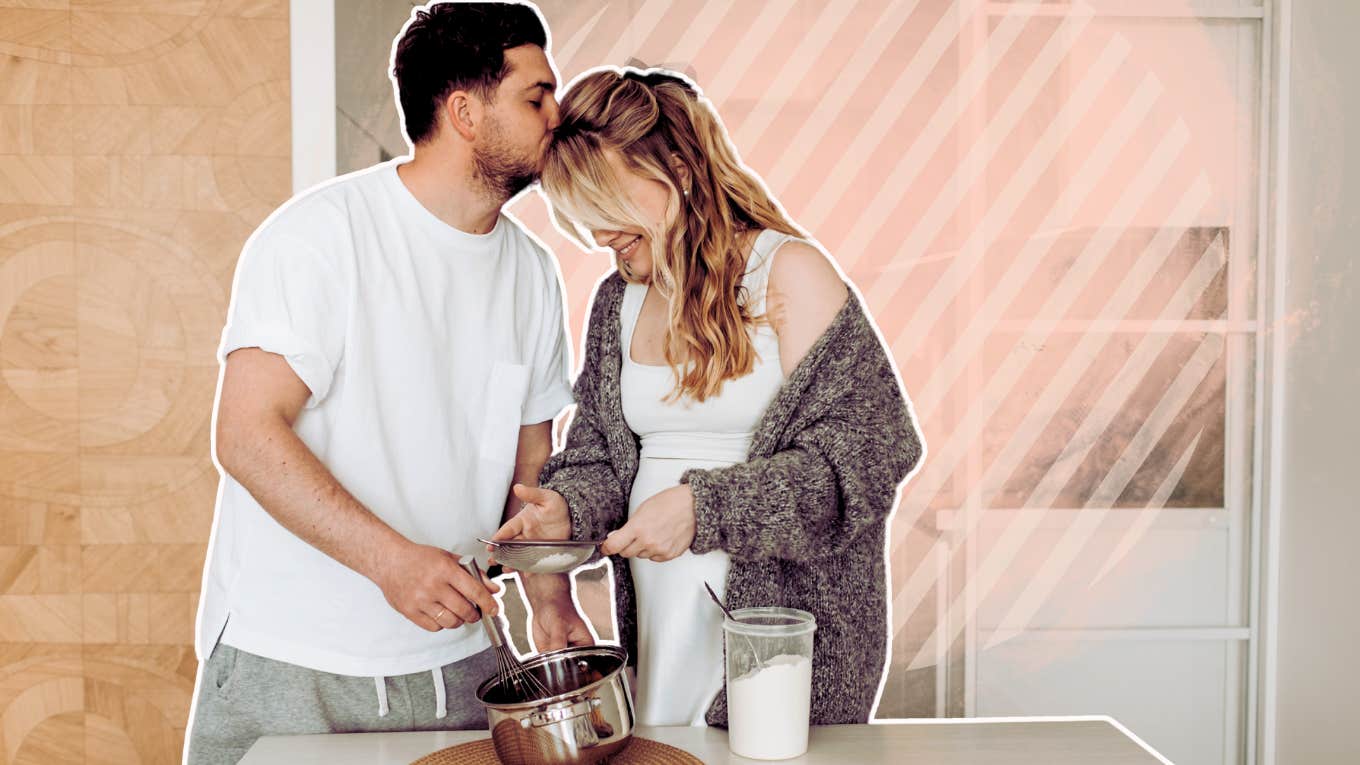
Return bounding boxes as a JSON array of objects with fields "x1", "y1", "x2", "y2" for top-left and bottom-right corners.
[
  {"x1": 213, "y1": 409, "x2": 246, "y2": 477},
  {"x1": 215, "y1": 405, "x2": 278, "y2": 479}
]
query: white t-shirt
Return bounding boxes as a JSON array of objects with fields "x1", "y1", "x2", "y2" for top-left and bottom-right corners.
[{"x1": 195, "y1": 160, "x2": 574, "y2": 677}]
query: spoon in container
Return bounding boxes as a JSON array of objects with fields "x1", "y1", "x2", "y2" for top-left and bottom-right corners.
[{"x1": 704, "y1": 581, "x2": 764, "y2": 672}]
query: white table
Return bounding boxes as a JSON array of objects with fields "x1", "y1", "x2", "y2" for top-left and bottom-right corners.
[{"x1": 240, "y1": 718, "x2": 1169, "y2": 764}]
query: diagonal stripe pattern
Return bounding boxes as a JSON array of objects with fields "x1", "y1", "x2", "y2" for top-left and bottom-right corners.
[{"x1": 502, "y1": 0, "x2": 1252, "y2": 719}]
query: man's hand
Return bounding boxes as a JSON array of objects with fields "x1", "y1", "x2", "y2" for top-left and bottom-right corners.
[
  {"x1": 218, "y1": 348, "x2": 451, "y2": 622},
  {"x1": 520, "y1": 573, "x2": 594, "y2": 652},
  {"x1": 491, "y1": 484, "x2": 571, "y2": 556},
  {"x1": 371, "y1": 542, "x2": 500, "y2": 632},
  {"x1": 599, "y1": 484, "x2": 695, "y2": 562}
]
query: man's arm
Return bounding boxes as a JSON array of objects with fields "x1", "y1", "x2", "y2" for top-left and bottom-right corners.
[
  {"x1": 499, "y1": 421, "x2": 555, "y2": 526},
  {"x1": 215, "y1": 347, "x2": 498, "y2": 631},
  {"x1": 500, "y1": 420, "x2": 594, "y2": 650}
]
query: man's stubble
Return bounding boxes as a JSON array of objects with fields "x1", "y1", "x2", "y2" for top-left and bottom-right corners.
[{"x1": 472, "y1": 113, "x2": 541, "y2": 202}]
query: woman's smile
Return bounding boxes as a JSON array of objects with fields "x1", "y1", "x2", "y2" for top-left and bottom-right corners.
[{"x1": 615, "y1": 235, "x2": 642, "y2": 258}]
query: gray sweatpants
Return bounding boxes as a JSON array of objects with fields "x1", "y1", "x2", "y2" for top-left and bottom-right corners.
[{"x1": 185, "y1": 643, "x2": 498, "y2": 764}]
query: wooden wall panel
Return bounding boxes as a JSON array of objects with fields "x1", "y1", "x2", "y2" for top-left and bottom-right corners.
[{"x1": 0, "y1": 2, "x2": 290, "y2": 762}]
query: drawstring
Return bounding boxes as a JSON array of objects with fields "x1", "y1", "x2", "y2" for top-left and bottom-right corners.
[
  {"x1": 432, "y1": 668, "x2": 447, "y2": 719},
  {"x1": 374, "y1": 676, "x2": 389, "y2": 717},
  {"x1": 373, "y1": 670, "x2": 447, "y2": 719}
]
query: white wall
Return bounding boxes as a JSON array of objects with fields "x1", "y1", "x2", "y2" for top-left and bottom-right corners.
[
  {"x1": 1273, "y1": 1, "x2": 1360, "y2": 762},
  {"x1": 290, "y1": 0, "x2": 336, "y2": 192}
]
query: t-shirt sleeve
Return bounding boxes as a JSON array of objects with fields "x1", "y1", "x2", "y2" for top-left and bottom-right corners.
[
  {"x1": 522, "y1": 249, "x2": 575, "y2": 425},
  {"x1": 218, "y1": 213, "x2": 348, "y2": 409}
]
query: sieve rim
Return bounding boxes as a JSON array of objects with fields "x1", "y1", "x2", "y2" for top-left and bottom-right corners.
[{"x1": 478, "y1": 537, "x2": 606, "y2": 548}]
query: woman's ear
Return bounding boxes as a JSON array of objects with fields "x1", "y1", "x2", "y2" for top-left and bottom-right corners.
[{"x1": 670, "y1": 153, "x2": 691, "y2": 194}]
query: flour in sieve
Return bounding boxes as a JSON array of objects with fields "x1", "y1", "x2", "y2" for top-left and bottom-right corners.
[{"x1": 531, "y1": 551, "x2": 580, "y2": 571}]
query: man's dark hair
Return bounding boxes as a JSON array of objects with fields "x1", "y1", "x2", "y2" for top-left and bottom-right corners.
[{"x1": 392, "y1": 2, "x2": 548, "y2": 145}]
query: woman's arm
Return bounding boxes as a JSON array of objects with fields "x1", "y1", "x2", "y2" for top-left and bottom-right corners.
[
  {"x1": 683, "y1": 388, "x2": 920, "y2": 562},
  {"x1": 536, "y1": 280, "x2": 630, "y2": 543},
  {"x1": 764, "y1": 238, "x2": 849, "y2": 376},
  {"x1": 684, "y1": 240, "x2": 920, "y2": 563},
  {"x1": 540, "y1": 400, "x2": 628, "y2": 542}
]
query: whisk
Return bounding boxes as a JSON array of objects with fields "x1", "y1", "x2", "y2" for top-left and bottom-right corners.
[{"x1": 460, "y1": 558, "x2": 552, "y2": 701}]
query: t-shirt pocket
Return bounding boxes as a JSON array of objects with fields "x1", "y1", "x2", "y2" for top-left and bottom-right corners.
[{"x1": 478, "y1": 361, "x2": 531, "y2": 468}]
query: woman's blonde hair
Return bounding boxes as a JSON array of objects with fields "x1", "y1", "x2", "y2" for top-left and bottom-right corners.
[{"x1": 542, "y1": 67, "x2": 803, "y2": 402}]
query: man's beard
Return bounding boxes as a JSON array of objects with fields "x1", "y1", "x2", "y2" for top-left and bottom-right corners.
[{"x1": 473, "y1": 119, "x2": 539, "y2": 201}]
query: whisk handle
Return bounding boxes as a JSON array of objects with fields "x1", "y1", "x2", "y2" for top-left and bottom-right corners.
[{"x1": 460, "y1": 558, "x2": 506, "y2": 649}]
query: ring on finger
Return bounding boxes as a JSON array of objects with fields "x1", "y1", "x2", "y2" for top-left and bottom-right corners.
[{"x1": 434, "y1": 608, "x2": 447, "y2": 623}]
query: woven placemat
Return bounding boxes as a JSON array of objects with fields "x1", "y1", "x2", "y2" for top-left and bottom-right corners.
[{"x1": 410, "y1": 735, "x2": 702, "y2": 765}]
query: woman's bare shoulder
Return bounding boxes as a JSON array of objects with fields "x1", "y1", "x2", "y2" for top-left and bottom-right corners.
[
  {"x1": 767, "y1": 239, "x2": 848, "y2": 320},
  {"x1": 765, "y1": 238, "x2": 849, "y2": 371}
]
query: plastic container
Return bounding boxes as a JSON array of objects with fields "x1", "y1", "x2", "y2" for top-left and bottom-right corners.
[{"x1": 723, "y1": 607, "x2": 817, "y2": 760}]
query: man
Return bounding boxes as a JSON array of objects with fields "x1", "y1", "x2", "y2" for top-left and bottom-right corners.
[{"x1": 185, "y1": 4, "x2": 592, "y2": 762}]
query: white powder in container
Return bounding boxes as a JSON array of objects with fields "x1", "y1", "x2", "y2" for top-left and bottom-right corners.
[
  {"x1": 727, "y1": 653, "x2": 813, "y2": 760},
  {"x1": 530, "y1": 551, "x2": 580, "y2": 572}
]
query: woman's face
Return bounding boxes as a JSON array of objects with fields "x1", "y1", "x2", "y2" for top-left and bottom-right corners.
[{"x1": 587, "y1": 148, "x2": 681, "y2": 282}]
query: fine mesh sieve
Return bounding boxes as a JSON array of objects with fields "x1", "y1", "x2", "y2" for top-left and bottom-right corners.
[{"x1": 478, "y1": 537, "x2": 604, "y2": 574}]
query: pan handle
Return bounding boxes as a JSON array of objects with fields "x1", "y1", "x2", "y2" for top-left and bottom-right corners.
[{"x1": 522, "y1": 696, "x2": 602, "y2": 728}]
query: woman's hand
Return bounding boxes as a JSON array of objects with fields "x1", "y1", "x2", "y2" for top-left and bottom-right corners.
[
  {"x1": 600, "y1": 484, "x2": 695, "y2": 562},
  {"x1": 489, "y1": 484, "x2": 571, "y2": 566}
]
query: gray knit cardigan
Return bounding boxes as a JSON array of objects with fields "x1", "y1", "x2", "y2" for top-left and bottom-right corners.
[{"x1": 539, "y1": 271, "x2": 922, "y2": 726}]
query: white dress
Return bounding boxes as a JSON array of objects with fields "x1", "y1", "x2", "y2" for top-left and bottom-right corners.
[{"x1": 619, "y1": 229, "x2": 792, "y2": 726}]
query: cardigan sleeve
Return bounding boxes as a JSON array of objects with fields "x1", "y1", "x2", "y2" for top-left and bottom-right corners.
[
  {"x1": 538, "y1": 286, "x2": 629, "y2": 544},
  {"x1": 681, "y1": 334, "x2": 922, "y2": 563},
  {"x1": 540, "y1": 401, "x2": 628, "y2": 543}
]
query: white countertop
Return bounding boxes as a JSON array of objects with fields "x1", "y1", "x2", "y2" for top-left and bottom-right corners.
[{"x1": 240, "y1": 717, "x2": 1169, "y2": 764}]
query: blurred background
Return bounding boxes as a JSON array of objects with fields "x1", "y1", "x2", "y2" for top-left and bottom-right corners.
[{"x1": 0, "y1": 0, "x2": 1354, "y2": 763}]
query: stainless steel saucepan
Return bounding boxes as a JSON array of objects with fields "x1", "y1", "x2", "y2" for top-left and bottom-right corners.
[{"x1": 475, "y1": 644, "x2": 634, "y2": 765}]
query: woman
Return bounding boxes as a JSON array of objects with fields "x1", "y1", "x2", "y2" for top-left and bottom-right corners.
[{"x1": 493, "y1": 67, "x2": 922, "y2": 727}]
